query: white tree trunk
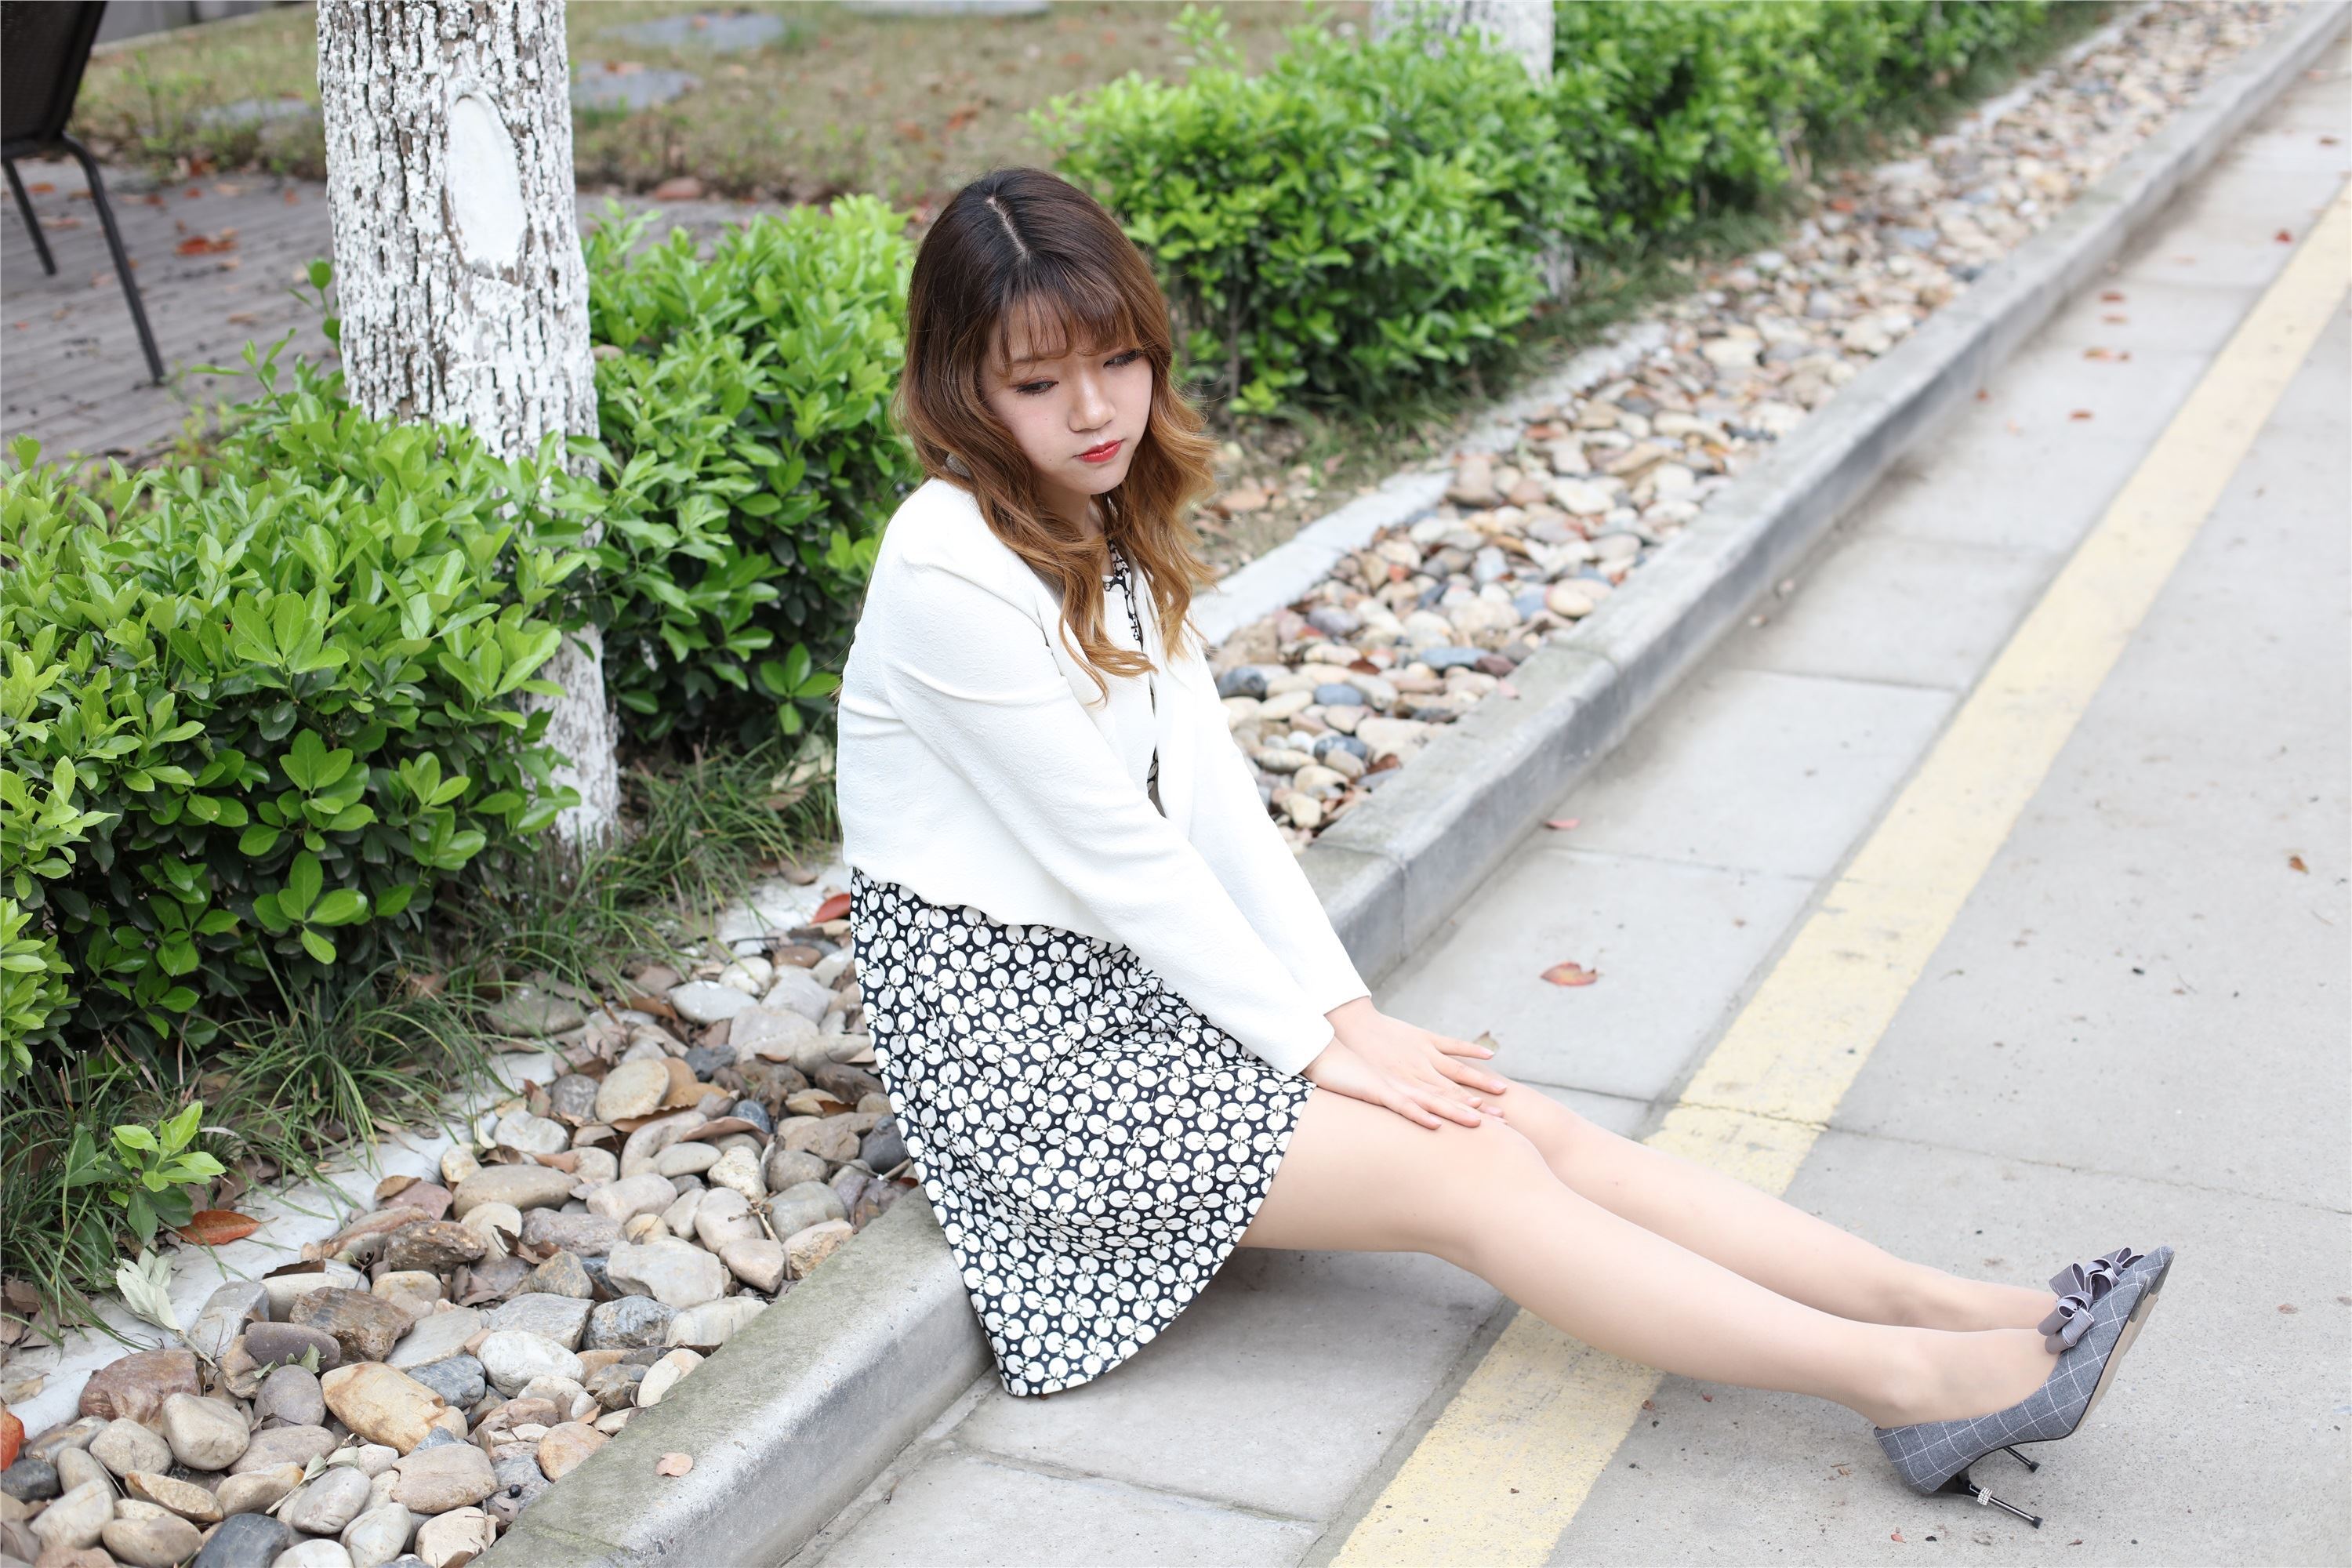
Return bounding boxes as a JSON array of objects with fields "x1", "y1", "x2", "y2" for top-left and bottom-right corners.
[
  {"x1": 317, "y1": 0, "x2": 621, "y2": 848},
  {"x1": 1371, "y1": 0, "x2": 1554, "y2": 82},
  {"x1": 1369, "y1": 0, "x2": 1574, "y2": 304}
]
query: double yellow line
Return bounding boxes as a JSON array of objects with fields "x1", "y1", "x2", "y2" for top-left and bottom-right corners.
[{"x1": 1331, "y1": 182, "x2": 2352, "y2": 1567}]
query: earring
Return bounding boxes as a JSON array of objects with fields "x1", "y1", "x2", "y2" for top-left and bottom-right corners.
[{"x1": 943, "y1": 452, "x2": 972, "y2": 477}]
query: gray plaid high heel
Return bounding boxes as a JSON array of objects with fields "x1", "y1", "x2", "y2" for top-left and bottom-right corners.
[{"x1": 1873, "y1": 1245, "x2": 2175, "y2": 1527}]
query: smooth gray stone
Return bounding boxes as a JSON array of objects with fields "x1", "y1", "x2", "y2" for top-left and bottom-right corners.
[
  {"x1": 241, "y1": 1322, "x2": 342, "y2": 1370},
  {"x1": 585, "y1": 1296, "x2": 674, "y2": 1351},
  {"x1": 548, "y1": 1073, "x2": 601, "y2": 1120},
  {"x1": 405, "y1": 1356, "x2": 486, "y2": 1410},
  {"x1": 0, "y1": 1457, "x2": 57, "y2": 1501},
  {"x1": 191, "y1": 1510, "x2": 292, "y2": 1568},
  {"x1": 760, "y1": 967, "x2": 833, "y2": 1025},
  {"x1": 491, "y1": 1453, "x2": 550, "y2": 1511},
  {"x1": 255, "y1": 1364, "x2": 326, "y2": 1428},
  {"x1": 523, "y1": 1249, "x2": 597, "y2": 1301},
  {"x1": 519, "y1": 1210, "x2": 621, "y2": 1257},
  {"x1": 485, "y1": 1293, "x2": 593, "y2": 1351},
  {"x1": 188, "y1": 1280, "x2": 270, "y2": 1364}
]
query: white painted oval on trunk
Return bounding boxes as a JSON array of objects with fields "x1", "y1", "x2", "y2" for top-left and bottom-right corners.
[{"x1": 446, "y1": 91, "x2": 524, "y2": 270}]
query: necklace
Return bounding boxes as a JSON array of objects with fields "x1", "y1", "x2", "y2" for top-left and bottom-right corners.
[{"x1": 1104, "y1": 541, "x2": 1164, "y2": 817}]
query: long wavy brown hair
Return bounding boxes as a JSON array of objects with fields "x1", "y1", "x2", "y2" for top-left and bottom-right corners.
[{"x1": 891, "y1": 165, "x2": 1225, "y2": 704}]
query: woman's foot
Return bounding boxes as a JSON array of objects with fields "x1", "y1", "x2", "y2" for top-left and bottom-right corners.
[
  {"x1": 1900, "y1": 1271, "x2": 2061, "y2": 1334},
  {"x1": 1861, "y1": 1327, "x2": 2057, "y2": 1428}
]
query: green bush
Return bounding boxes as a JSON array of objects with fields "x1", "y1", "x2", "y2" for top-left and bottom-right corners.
[
  {"x1": 0, "y1": 358, "x2": 586, "y2": 1065},
  {"x1": 583, "y1": 195, "x2": 916, "y2": 747},
  {"x1": 1549, "y1": 0, "x2": 2059, "y2": 247},
  {"x1": 1548, "y1": 0, "x2": 1817, "y2": 245},
  {"x1": 1034, "y1": 4, "x2": 1592, "y2": 418}
]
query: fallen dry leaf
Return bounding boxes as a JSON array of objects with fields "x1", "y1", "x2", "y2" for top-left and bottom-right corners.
[
  {"x1": 1543, "y1": 817, "x2": 1581, "y2": 831},
  {"x1": 2288, "y1": 854, "x2": 2308, "y2": 873},
  {"x1": 175, "y1": 1213, "x2": 261, "y2": 1250},
  {"x1": 2100, "y1": 289, "x2": 2125, "y2": 301},
  {"x1": 1892, "y1": 1530, "x2": 1907, "y2": 1544},
  {"x1": 2278, "y1": 1303, "x2": 2299, "y2": 1314},
  {"x1": 374, "y1": 1174, "x2": 419, "y2": 1202},
  {"x1": 2275, "y1": 229, "x2": 2294, "y2": 244},
  {"x1": 2068, "y1": 409, "x2": 2094, "y2": 421},
  {"x1": 1541, "y1": 961, "x2": 1599, "y2": 987},
  {"x1": 813, "y1": 892, "x2": 851, "y2": 923},
  {"x1": 657, "y1": 1452, "x2": 694, "y2": 1477},
  {"x1": 175, "y1": 228, "x2": 238, "y2": 256}
]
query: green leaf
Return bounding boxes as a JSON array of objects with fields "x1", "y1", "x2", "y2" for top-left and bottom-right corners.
[
  {"x1": 283, "y1": 852, "x2": 323, "y2": 920},
  {"x1": 299, "y1": 927, "x2": 337, "y2": 965},
  {"x1": 309, "y1": 889, "x2": 367, "y2": 926},
  {"x1": 161, "y1": 1101, "x2": 203, "y2": 1155}
]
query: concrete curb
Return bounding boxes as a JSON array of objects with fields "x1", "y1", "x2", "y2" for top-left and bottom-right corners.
[
  {"x1": 480, "y1": 1194, "x2": 989, "y2": 1567},
  {"x1": 478, "y1": 9, "x2": 2346, "y2": 1561},
  {"x1": 1304, "y1": 0, "x2": 2350, "y2": 984}
]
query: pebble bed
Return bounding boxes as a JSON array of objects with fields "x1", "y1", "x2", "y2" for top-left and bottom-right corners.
[
  {"x1": 0, "y1": 5, "x2": 2296, "y2": 1564},
  {"x1": 2, "y1": 923, "x2": 897, "y2": 1568},
  {"x1": 1203, "y1": 0, "x2": 2292, "y2": 852}
]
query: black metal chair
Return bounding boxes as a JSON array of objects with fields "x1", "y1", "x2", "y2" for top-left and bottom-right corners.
[{"x1": 3, "y1": 0, "x2": 165, "y2": 383}]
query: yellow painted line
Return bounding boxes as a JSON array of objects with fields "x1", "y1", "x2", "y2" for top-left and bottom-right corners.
[{"x1": 1331, "y1": 181, "x2": 2352, "y2": 1568}]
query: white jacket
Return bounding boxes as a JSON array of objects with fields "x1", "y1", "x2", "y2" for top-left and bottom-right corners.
[{"x1": 837, "y1": 476, "x2": 1368, "y2": 1075}]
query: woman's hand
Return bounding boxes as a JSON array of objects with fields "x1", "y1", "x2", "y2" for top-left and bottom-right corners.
[{"x1": 1300, "y1": 999, "x2": 1509, "y2": 1131}]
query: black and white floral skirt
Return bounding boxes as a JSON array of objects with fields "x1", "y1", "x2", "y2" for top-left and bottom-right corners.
[{"x1": 846, "y1": 865, "x2": 1315, "y2": 1396}]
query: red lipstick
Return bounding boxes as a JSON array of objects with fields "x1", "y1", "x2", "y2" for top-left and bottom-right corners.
[{"x1": 1077, "y1": 439, "x2": 1122, "y2": 464}]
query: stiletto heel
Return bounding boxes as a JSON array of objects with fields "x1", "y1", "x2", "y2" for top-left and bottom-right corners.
[
  {"x1": 1938, "y1": 1469, "x2": 2044, "y2": 1527},
  {"x1": 1875, "y1": 1246, "x2": 2174, "y2": 1524}
]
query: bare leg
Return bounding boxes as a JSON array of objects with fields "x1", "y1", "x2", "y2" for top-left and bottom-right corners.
[
  {"x1": 1239, "y1": 1089, "x2": 2054, "y2": 1428},
  {"x1": 1465, "y1": 1074, "x2": 2054, "y2": 1332}
]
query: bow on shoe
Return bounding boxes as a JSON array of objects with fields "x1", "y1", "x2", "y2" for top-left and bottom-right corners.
[{"x1": 2037, "y1": 1246, "x2": 2145, "y2": 1352}]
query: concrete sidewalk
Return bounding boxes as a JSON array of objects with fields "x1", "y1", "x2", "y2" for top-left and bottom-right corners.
[{"x1": 782, "y1": 40, "x2": 2350, "y2": 1568}]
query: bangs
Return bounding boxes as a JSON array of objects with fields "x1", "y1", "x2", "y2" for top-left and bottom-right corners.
[{"x1": 989, "y1": 270, "x2": 1143, "y2": 376}]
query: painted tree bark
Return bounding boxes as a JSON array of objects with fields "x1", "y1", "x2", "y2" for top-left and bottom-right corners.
[
  {"x1": 1370, "y1": 0, "x2": 1573, "y2": 303},
  {"x1": 316, "y1": 0, "x2": 621, "y2": 847},
  {"x1": 1370, "y1": 0, "x2": 1553, "y2": 82}
]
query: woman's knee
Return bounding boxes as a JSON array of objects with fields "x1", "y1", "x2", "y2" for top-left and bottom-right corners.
[
  {"x1": 1243, "y1": 1088, "x2": 1554, "y2": 1255},
  {"x1": 1479, "y1": 1072, "x2": 1606, "y2": 1166}
]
